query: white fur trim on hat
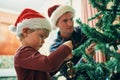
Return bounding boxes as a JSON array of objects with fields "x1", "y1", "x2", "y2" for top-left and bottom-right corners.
[
  {"x1": 50, "y1": 5, "x2": 75, "y2": 28},
  {"x1": 9, "y1": 18, "x2": 51, "y2": 37},
  {"x1": 9, "y1": 25, "x2": 16, "y2": 33}
]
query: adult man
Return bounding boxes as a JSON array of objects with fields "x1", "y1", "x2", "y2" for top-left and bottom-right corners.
[{"x1": 48, "y1": 5, "x2": 92, "y2": 80}]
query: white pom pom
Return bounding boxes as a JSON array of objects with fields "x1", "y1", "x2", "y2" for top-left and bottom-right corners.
[{"x1": 9, "y1": 25, "x2": 16, "y2": 33}]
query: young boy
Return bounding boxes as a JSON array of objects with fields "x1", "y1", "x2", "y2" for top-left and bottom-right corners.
[{"x1": 9, "y1": 8, "x2": 73, "y2": 80}]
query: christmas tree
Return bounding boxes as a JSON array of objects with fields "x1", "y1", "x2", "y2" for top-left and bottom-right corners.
[{"x1": 72, "y1": 0, "x2": 120, "y2": 80}]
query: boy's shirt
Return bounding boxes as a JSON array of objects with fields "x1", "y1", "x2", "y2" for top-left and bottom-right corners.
[{"x1": 14, "y1": 45, "x2": 71, "y2": 80}]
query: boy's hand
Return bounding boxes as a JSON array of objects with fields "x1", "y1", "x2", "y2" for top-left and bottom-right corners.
[
  {"x1": 64, "y1": 53, "x2": 73, "y2": 61},
  {"x1": 63, "y1": 40, "x2": 73, "y2": 50},
  {"x1": 63, "y1": 40, "x2": 73, "y2": 61}
]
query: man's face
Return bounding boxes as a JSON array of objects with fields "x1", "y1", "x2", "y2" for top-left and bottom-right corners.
[{"x1": 56, "y1": 12, "x2": 74, "y2": 36}]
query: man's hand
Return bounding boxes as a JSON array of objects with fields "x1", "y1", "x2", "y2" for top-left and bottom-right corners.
[{"x1": 85, "y1": 42, "x2": 96, "y2": 56}]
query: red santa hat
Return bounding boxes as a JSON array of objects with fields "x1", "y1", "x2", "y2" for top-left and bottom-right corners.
[
  {"x1": 9, "y1": 8, "x2": 51, "y2": 36},
  {"x1": 48, "y1": 5, "x2": 75, "y2": 28}
]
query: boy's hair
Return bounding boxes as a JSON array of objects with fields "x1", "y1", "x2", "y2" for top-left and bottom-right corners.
[{"x1": 9, "y1": 8, "x2": 51, "y2": 37}]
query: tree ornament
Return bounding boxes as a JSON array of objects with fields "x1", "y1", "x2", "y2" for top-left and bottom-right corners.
[{"x1": 66, "y1": 60, "x2": 76, "y2": 79}]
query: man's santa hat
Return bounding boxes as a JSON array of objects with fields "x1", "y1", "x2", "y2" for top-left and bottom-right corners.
[
  {"x1": 9, "y1": 8, "x2": 51, "y2": 37},
  {"x1": 48, "y1": 5, "x2": 75, "y2": 28}
]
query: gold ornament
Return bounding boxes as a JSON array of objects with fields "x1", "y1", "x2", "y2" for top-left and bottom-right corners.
[{"x1": 66, "y1": 61, "x2": 76, "y2": 79}]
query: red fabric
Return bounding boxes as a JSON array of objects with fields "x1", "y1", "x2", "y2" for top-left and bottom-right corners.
[
  {"x1": 15, "y1": 8, "x2": 45, "y2": 27},
  {"x1": 48, "y1": 5, "x2": 59, "y2": 17},
  {"x1": 14, "y1": 45, "x2": 71, "y2": 80}
]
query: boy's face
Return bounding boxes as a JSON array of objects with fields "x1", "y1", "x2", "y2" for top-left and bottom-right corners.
[{"x1": 24, "y1": 29, "x2": 49, "y2": 50}]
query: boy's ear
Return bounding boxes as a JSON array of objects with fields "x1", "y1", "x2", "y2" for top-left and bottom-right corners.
[{"x1": 22, "y1": 27, "x2": 30, "y2": 37}]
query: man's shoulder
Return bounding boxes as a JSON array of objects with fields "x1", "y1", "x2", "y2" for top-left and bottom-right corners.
[
  {"x1": 49, "y1": 30, "x2": 62, "y2": 52},
  {"x1": 73, "y1": 26, "x2": 82, "y2": 35},
  {"x1": 74, "y1": 26, "x2": 81, "y2": 31}
]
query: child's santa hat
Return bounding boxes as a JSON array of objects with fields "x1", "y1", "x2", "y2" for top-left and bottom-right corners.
[
  {"x1": 48, "y1": 5, "x2": 75, "y2": 28},
  {"x1": 9, "y1": 8, "x2": 51, "y2": 37}
]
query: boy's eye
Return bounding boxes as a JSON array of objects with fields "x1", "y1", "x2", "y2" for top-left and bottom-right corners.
[
  {"x1": 63, "y1": 19, "x2": 67, "y2": 23},
  {"x1": 39, "y1": 35, "x2": 46, "y2": 39},
  {"x1": 39, "y1": 35, "x2": 43, "y2": 38},
  {"x1": 70, "y1": 18, "x2": 73, "y2": 21}
]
